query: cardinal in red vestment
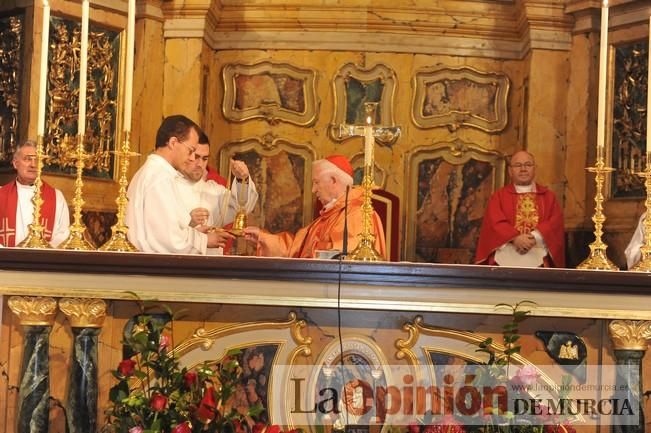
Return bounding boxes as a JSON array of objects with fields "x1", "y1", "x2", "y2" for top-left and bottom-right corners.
[
  {"x1": 475, "y1": 150, "x2": 565, "y2": 268},
  {"x1": 243, "y1": 155, "x2": 386, "y2": 259}
]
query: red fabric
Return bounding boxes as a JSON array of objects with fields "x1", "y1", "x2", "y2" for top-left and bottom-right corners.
[
  {"x1": 474, "y1": 183, "x2": 565, "y2": 267},
  {"x1": 205, "y1": 166, "x2": 227, "y2": 186},
  {"x1": 0, "y1": 179, "x2": 57, "y2": 246},
  {"x1": 324, "y1": 154, "x2": 353, "y2": 177}
]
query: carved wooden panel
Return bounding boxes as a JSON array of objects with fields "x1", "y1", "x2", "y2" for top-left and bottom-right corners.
[{"x1": 0, "y1": 13, "x2": 23, "y2": 167}]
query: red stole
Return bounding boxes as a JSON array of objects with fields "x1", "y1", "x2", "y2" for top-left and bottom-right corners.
[
  {"x1": 474, "y1": 183, "x2": 565, "y2": 267},
  {"x1": 0, "y1": 180, "x2": 57, "y2": 246}
]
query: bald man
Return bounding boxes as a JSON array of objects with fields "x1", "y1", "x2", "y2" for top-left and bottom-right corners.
[{"x1": 475, "y1": 150, "x2": 565, "y2": 267}]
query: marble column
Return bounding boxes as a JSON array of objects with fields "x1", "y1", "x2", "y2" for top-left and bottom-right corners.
[
  {"x1": 59, "y1": 298, "x2": 107, "y2": 433},
  {"x1": 8, "y1": 296, "x2": 58, "y2": 433},
  {"x1": 608, "y1": 320, "x2": 651, "y2": 433}
]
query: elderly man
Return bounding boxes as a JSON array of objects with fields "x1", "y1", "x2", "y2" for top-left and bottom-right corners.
[
  {"x1": 176, "y1": 131, "x2": 258, "y2": 255},
  {"x1": 243, "y1": 155, "x2": 386, "y2": 259},
  {"x1": 475, "y1": 150, "x2": 565, "y2": 267},
  {"x1": 126, "y1": 115, "x2": 231, "y2": 254},
  {"x1": 0, "y1": 140, "x2": 69, "y2": 247}
]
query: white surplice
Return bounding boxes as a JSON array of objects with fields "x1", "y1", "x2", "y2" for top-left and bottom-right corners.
[
  {"x1": 175, "y1": 175, "x2": 258, "y2": 255},
  {"x1": 126, "y1": 154, "x2": 208, "y2": 254},
  {"x1": 625, "y1": 213, "x2": 645, "y2": 269},
  {"x1": 5, "y1": 181, "x2": 70, "y2": 247}
]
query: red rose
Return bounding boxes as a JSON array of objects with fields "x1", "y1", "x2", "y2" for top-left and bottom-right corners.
[
  {"x1": 118, "y1": 359, "x2": 136, "y2": 377},
  {"x1": 252, "y1": 422, "x2": 267, "y2": 433},
  {"x1": 172, "y1": 421, "x2": 192, "y2": 433},
  {"x1": 266, "y1": 425, "x2": 281, "y2": 433},
  {"x1": 184, "y1": 371, "x2": 198, "y2": 388},
  {"x1": 150, "y1": 393, "x2": 168, "y2": 412},
  {"x1": 196, "y1": 387, "x2": 217, "y2": 423},
  {"x1": 408, "y1": 423, "x2": 421, "y2": 433},
  {"x1": 232, "y1": 419, "x2": 246, "y2": 433}
]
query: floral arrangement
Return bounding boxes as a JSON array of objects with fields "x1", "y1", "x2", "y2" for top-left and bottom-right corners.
[{"x1": 103, "y1": 306, "x2": 294, "y2": 433}]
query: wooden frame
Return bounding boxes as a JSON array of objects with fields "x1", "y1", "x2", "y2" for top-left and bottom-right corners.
[
  {"x1": 222, "y1": 61, "x2": 319, "y2": 126},
  {"x1": 329, "y1": 63, "x2": 399, "y2": 146},
  {"x1": 411, "y1": 66, "x2": 510, "y2": 132}
]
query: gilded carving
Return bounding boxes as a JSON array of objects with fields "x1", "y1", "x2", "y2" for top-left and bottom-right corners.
[
  {"x1": 412, "y1": 66, "x2": 510, "y2": 132},
  {"x1": 219, "y1": 135, "x2": 316, "y2": 235},
  {"x1": 610, "y1": 40, "x2": 649, "y2": 198},
  {"x1": 608, "y1": 320, "x2": 651, "y2": 351},
  {"x1": 404, "y1": 140, "x2": 505, "y2": 263},
  {"x1": 59, "y1": 298, "x2": 107, "y2": 328},
  {"x1": 0, "y1": 14, "x2": 23, "y2": 165},
  {"x1": 329, "y1": 63, "x2": 399, "y2": 146},
  {"x1": 8, "y1": 296, "x2": 57, "y2": 326},
  {"x1": 222, "y1": 61, "x2": 319, "y2": 126},
  {"x1": 44, "y1": 16, "x2": 120, "y2": 178}
]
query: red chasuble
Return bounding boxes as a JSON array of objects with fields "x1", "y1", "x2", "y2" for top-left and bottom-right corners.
[
  {"x1": 474, "y1": 183, "x2": 565, "y2": 267},
  {"x1": 0, "y1": 180, "x2": 57, "y2": 247}
]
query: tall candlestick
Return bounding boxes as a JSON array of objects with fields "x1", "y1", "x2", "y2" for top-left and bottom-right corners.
[
  {"x1": 647, "y1": 15, "x2": 651, "y2": 163},
  {"x1": 36, "y1": 0, "x2": 50, "y2": 136},
  {"x1": 364, "y1": 116, "x2": 373, "y2": 167},
  {"x1": 597, "y1": 0, "x2": 609, "y2": 150},
  {"x1": 123, "y1": 0, "x2": 135, "y2": 132},
  {"x1": 78, "y1": 0, "x2": 89, "y2": 137}
]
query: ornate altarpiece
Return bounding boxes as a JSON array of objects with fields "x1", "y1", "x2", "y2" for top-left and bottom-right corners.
[
  {"x1": 404, "y1": 140, "x2": 505, "y2": 263},
  {"x1": 219, "y1": 134, "x2": 316, "y2": 236},
  {"x1": 0, "y1": 13, "x2": 23, "y2": 166}
]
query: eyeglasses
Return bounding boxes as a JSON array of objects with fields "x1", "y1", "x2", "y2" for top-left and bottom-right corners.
[
  {"x1": 511, "y1": 162, "x2": 534, "y2": 169},
  {"x1": 176, "y1": 139, "x2": 197, "y2": 158}
]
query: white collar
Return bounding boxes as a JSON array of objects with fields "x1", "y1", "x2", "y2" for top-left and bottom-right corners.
[{"x1": 514, "y1": 183, "x2": 536, "y2": 193}]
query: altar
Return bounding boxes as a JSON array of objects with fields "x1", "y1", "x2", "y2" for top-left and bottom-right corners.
[{"x1": 1, "y1": 249, "x2": 651, "y2": 433}]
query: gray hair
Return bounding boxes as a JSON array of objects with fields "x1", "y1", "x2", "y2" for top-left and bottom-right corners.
[
  {"x1": 13, "y1": 140, "x2": 37, "y2": 160},
  {"x1": 313, "y1": 159, "x2": 354, "y2": 187}
]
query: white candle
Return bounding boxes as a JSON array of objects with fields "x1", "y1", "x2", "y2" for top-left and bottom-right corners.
[
  {"x1": 36, "y1": 0, "x2": 50, "y2": 136},
  {"x1": 364, "y1": 116, "x2": 374, "y2": 167},
  {"x1": 596, "y1": 0, "x2": 609, "y2": 150},
  {"x1": 647, "y1": 15, "x2": 651, "y2": 164},
  {"x1": 123, "y1": 0, "x2": 135, "y2": 132},
  {"x1": 78, "y1": 0, "x2": 90, "y2": 138}
]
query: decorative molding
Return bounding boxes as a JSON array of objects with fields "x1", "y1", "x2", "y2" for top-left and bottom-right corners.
[
  {"x1": 8, "y1": 296, "x2": 57, "y2": 326},
  {"x1": 329, "y1": 63, "x2": 399, "y2": 146},
  {"x1": 412, "y1": 66, "x2": 510, "y2": 133},
  {"x1": 222, "y1": 61, "x2": 319, "y2": 126},
  {"x1": 59, "y1": 298, "x2": 107, "y2": 328},
  {"x1": 608, "y1": 320, "x2": 651, "y2": 351}
]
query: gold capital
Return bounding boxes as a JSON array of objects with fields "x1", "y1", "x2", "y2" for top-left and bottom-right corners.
[
  {"x1": 608, "y1": 320, "x2": 651, "y2": 351},
  {"x1": 8, "y1": 296, "x2": 57, "y2": 326},
  {"x1": 59, "y1": 298, "x2": 107, "y2": 328}
]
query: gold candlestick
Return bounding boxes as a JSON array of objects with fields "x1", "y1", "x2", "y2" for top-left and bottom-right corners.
[
  {"x1": 629, "y1": 163, "x2": 651, "y2": 271},
  {"x1": 577, "y1": 148, "x2": 617, "y2": 270},
  {"x1": 59, "y1": 134, "x2": 95, "y2": 250},
  {"x1": 99, "y1": 130, "x2": 138, "y2": 251},
  {"x1": 17, "y1": 135, "x2": 51, "y2": 248},
  {"x1": 348, "y1": 163, "x2": 382, "y2": 261}
]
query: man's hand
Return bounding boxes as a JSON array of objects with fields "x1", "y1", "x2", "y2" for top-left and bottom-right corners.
[
  {"x1": 207, "y1": 230, "x2": 235, "y2": 248},
  {"x1": 243, "y1": 226, "x2": 260, "y2": 243},
  {"x1": 231, "y1": 159, "x2": 250, "y2": 181},
  {"x1": 512, "y1": 233, "x2": 536, "y2": 254},
  {"x1": 189, "y1": 207, "x2": 209, "y2": 227}
]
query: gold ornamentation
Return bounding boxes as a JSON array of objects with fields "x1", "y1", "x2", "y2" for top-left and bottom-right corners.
[
  {"x1": 45, "y1": 17, "x2": 119, "y2": 176},
  {"x1": 17, "y1": 135, "x2": 52, "y2": 249},
  {"x1": 222, "y1": 61, "x2": 319, "y2": 126},
  {"x1": 412, "y1": 66, "x2": 510, "y2": 132},
  {"x1": 8, "y1": 296, "x2": 57, "y2": 326},
  {"x1": 59, "y1": 298, "x2": 107, "y2": 328},
  {"x1": 58, "y1": 135, "x2": 96, "y2": 250},
  {"x1": 403, "y1": 140, "x2": 506, "y2": 262},
  {"x1": 99, "y1": 130, "x2": 139, "y2": 251},
  {"x1": 219, "y1": 135, "x2": 316, "y2": 231},
  {"x1": 558, "y1": 341, "x2": 579, "y2": 360},
  {"x1": 629, "y1": 163, "x2": 651, "y2": 271},
  {"x1": 330, "y1": 63, "x2": 399, "y2": 146},
  {"x1": 577, "y1": 149, "x2": 618, "y2": 270},
  {"x1": 514, "y1": 193, "x2": 539, "y2": 234},
  {"x1": 0, "y1": 15, "x2": 23, "y2": 163},
  {"x1": 608, "y1": 320, "x2": 651, "y2": 351}
]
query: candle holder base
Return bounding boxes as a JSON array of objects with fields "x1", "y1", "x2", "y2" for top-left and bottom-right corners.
[
  {"x1": 348, "y1": 236, "x2": 382, "y2": 262},
  {"x1": 17, "y1": 229, "x2": 52, "y2": 249},
  {"x1": 99, "y1": 226, "x2": 138, "y2": 252},
  {"x1": 58, "y1": 224, "x2": 96, "y2": 250},
  {"x1": 576, "y1": 246, "x2": 618, "y2": 271},
  {"x1": 630, "y1": 247, "x2": 651, "y2": 272}
]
